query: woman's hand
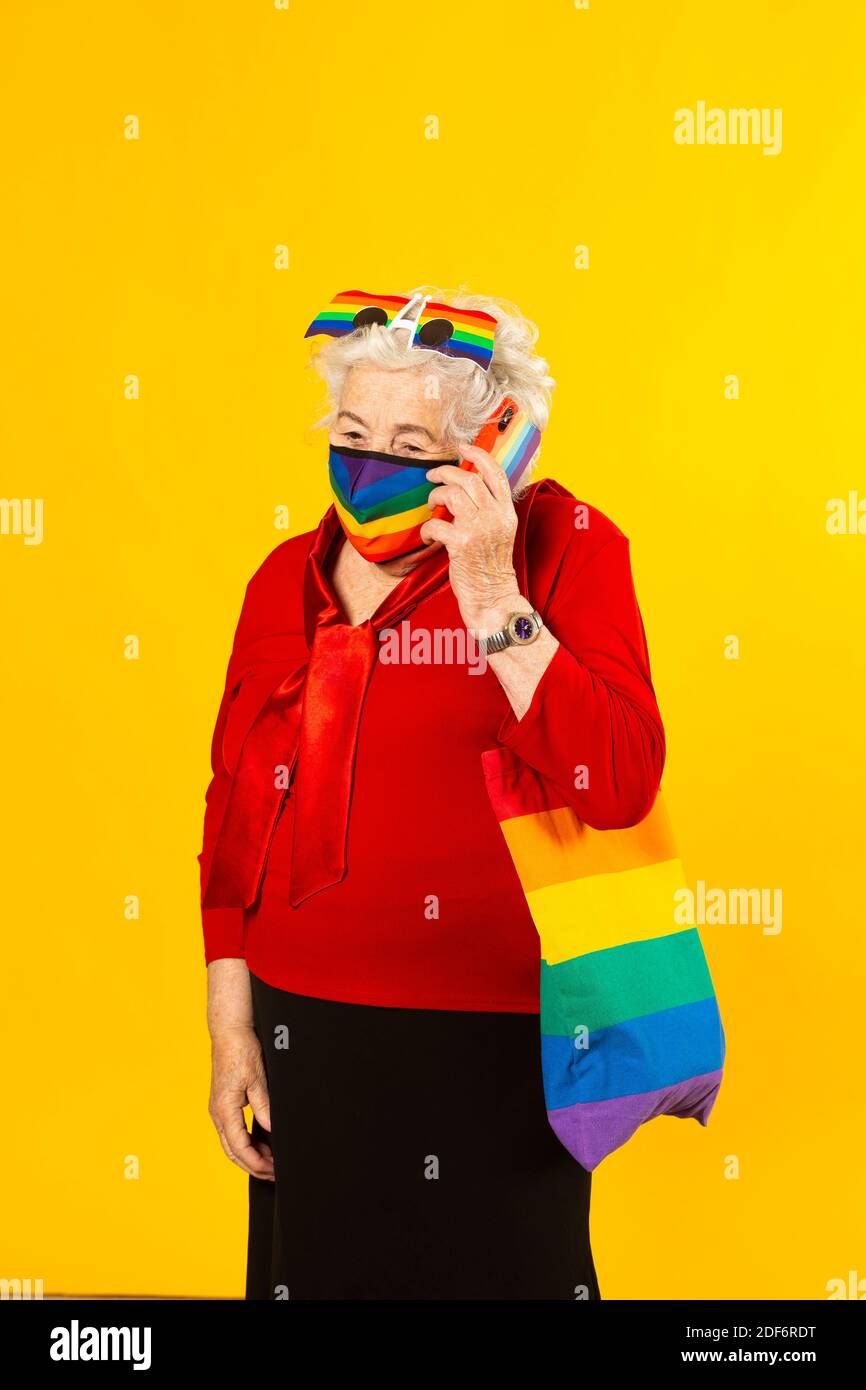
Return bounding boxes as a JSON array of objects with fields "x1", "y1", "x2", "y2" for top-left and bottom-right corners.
[
  {"x1": 421, "y1": 440, "x2": 560, "y2": 718},
  {"x1": 207, "y1": 959, "x2": 274, "y2": 1181},
  {"x1": 420, "y1": 443, "x2": 524, "y2": 633}
]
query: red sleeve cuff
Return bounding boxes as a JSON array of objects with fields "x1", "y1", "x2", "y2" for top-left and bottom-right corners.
[
  {"x1": 495, "y1": 640, "x2": 568, "y2": 758},
  {"x1": 202, "y1": 906, "x2": 246, "y2": 965}
]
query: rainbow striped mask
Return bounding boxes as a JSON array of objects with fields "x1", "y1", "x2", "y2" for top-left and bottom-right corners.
[{"x1": 328, "y1": 443, "x2": 459, "y2": 563}]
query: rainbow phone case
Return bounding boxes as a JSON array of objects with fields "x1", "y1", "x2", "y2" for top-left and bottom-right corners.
[{"x1": 429, "y1": 397, "x2": 542, "y2": 522}]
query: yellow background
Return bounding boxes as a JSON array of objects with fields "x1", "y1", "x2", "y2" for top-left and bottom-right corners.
[{"x1": 1, "y1": 0, "x2": 863, "y2": 1298}]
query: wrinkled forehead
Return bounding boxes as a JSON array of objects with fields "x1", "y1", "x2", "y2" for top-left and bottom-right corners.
[{"x1": 335, "y1": 363, "x2": 450, "y2": 437}]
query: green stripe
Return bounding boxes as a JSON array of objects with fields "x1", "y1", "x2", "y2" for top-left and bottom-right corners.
[
  {"x1": 331, "y1": 472, "x2": 434, "y2": 523},
  {"x1": 541, "y1": 929, "x2": 715, "y2": 1037},
  {"x1": 447, "y1": 326, "x2": 493, "y2": 347}
]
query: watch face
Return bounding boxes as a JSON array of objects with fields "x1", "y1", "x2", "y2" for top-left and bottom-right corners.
[{"x1": 508, "y1": 613, "x2": 539, "y2": 644}]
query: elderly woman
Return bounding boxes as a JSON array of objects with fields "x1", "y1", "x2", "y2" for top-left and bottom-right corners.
[{"x1": 198, "y1": 286, "x2": 666, "y2": 1301}]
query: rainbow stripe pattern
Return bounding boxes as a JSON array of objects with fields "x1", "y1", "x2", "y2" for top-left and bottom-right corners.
[
  {"x1": 328, "y1": 444, "x2": 439, "y2": 562},
  {"x1": 482, "y1": 746, "x2": 725, "y2": 1172},
  {"x1": 488, "y1": 411, "x2": 541, "y2": 491},
  {"x1": 305, "y1": 290, "x2": 498, "y2": 370}
]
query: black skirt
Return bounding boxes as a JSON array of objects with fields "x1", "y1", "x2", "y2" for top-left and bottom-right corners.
[{"x1": 246, "y1": 971, "x2": 601, "y2": 1301}]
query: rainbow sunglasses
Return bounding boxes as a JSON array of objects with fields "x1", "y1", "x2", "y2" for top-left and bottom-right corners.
[{"x1": 304, "y1": 290, "x2": 497, "y2": 370}]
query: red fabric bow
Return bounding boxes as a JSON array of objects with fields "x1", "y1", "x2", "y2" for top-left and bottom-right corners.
[{"x1": 202, "y1": 503, "x2": 457, "y2": 910}]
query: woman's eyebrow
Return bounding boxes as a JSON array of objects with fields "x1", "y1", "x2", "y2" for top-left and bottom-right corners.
[
  {"x1": 337, "y1": 411, "x2": 435, "y2": 441},
  {"x1": 394, "y1": 422, "x2": 435, "y2": 440}
]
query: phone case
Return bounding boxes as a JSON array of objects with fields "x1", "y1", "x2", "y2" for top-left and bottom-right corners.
[{"x1": 429, "y1": 396, "x2": 542, "y2": 522}]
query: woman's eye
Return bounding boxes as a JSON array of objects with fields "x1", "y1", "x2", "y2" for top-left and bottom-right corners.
[{"x1": 344, "y1": 431, "x2": 364, "y2": 442}]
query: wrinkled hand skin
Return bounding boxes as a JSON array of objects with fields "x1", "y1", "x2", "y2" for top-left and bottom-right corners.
[
  {"x1": 208, "y1": 1019, "x2": 275, "y2": 1181},
  {"x1": 421, "y1": 442, "x2": 560, "y2": 719},
  {"x1": 206, "y1": 958, "x2": 274, "y2": 1178},
  {"x1": 420, "y1": 443, "x2": 525, "y2": 633}
]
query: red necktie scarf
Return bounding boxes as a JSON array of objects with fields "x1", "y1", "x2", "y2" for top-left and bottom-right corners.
[{"x1": 202, "y1": 505, "x2": 453, "y2": 911}]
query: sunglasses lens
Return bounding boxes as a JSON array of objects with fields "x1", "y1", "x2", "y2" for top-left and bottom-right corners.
[
  {"x1": 353, "y1": 306, "x2": 389, "y2": 329},
  {"x1": 417, "y1": 317, "x2": 454, "y2": 347}
]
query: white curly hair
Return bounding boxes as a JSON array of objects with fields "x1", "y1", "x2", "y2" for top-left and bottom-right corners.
[{"x1": 307, "y1": 284, "x2": 555, "y2": 471}]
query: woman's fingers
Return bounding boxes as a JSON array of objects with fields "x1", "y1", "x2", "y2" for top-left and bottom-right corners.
[
  {"x1": 418, "y1": 517, "x2": 456, "y2": 548},
  {"x1": 426, "y1": 462, "x2": 487, "y2": 508},
  {"x1": 213, "y1": 1103, "x2": 275, "y2": 1179},
  {"x1": 427, "y1": 483, "x2": 479, "y2": 518},
  {"x1": 209, "y1": 1028, "x2": 276, "y2": 1180},
  {"x1": 451, "y1": 445, "x2": 512, "y2": 499},
  {"x1": 247, "y1": 1077, "x2": 272, "y2": 1134},
  {"x1": 217, "y1": 1100, "x2": 276, "y2": 1180},
  {"x1": 436, "y1": 444, "x2": 511, "y2": 500}
]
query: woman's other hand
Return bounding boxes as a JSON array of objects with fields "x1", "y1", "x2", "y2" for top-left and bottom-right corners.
[{"x1": 207, "y1": 959, "x2": 275, "y2": 1181}]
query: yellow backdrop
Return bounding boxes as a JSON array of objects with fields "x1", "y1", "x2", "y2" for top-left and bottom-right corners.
[{"x1": 1, "y1": 0, "x2": 863, "y2": 1299}]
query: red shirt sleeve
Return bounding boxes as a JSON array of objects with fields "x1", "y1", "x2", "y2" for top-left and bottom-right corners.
[
  {"x1": 497, "y1": 529, "x2": 666, "y2": 829},
  {"x1": 197, "y1": 535, "x2": 311, "y2": 965},
  {"x1": 197, "y1": 598, "x2": 250, "y2": 966}
]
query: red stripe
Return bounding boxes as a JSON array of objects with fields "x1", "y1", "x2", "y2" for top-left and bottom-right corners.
[
  {"x1": 424, "y1": 299, "x2": 496, "y2": 327},
  {"x1": 333, "y1": 290, "x2": 408, "y2": 307}
]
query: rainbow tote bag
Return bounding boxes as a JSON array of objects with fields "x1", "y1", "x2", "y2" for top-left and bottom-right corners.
[{"x1": 482, "y1": 746, "x2": 726, "y2": 1172}]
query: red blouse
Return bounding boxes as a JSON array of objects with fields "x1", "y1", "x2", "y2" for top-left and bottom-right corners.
[{"x1": 198, "y1": 481, "x2": 666, "y2": 1012}]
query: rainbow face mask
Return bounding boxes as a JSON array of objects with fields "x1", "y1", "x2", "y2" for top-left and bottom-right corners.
[{"x1": 328, "y1": 443, "x2": 459, "y2": 563}]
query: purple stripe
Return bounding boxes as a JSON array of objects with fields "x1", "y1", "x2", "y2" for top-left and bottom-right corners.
[
  {"x1": 505, "y1": 428, "x2": 541, "y2": 489},
  {"x1": 546, "y1": 1068, "x2": 724, "y2": 1172},
  {"x1": 438, "y1": 340, "x2": 492, "y2": 368},
  {"x1": 330, "y1": 451, "x2": 418, "y2": 487}
]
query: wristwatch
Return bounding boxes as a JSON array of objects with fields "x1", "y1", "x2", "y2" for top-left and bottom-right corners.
[{"x1": 479, "y1": 609, "x2": 544, "y2": 656}]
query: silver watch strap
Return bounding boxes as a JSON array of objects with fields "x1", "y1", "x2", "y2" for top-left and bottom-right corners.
[{"x1": 484, "y1": 628, "x2": 512, "y2": 655}]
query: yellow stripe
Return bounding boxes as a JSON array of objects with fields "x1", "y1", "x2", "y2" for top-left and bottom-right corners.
[
  {"x1": 332, "y1": 493, "x2": 430, "y2": 539},
  {"x1": 491, "y1": 417, "x2": 529, "y2": 465},
  {"x1": 498, "y1": 797, "x2": 678, "y2": 894},
  {"x1": 527, "y1": 857, "x2": 687, "y2": 964}
]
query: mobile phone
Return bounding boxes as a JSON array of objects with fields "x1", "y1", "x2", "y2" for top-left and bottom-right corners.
[{"x1": 429, "y1": 396, "x2": 542, "y2": 521}]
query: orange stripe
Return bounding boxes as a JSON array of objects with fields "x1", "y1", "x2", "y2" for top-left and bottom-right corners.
[
  {"x1": 498, "y1": 796, "x2": 679, "y2": 895},
  {"x1": 344, "y1": 520, "x2": 423, "y2": 560}
]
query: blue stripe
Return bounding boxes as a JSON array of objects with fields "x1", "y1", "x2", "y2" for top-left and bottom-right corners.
[
  {"x1": 503, "y1": 422, "x2": 539, "y2": 481},
  {"x1": 330, "y1": 453, "x2": 429, "y2": 501},
  {"x1": 330, "y1": 453, "x2": 430, "y2": 510},
  {"x1": 542, "y1": 996, "x2": 726, "y2": 1108},
  {"x1": 304, "y1": 315, "x2": 356, "y2": 338}
]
